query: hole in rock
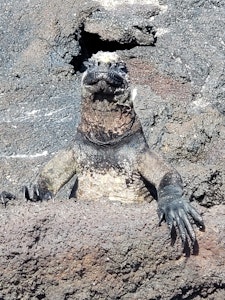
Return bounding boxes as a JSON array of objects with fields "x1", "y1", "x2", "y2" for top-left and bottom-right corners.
[{"x1": 70, "y1": 27, "x2": 141, "y2": 73}]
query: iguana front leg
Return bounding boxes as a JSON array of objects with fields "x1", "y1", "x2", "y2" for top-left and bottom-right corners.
[
  {"x1": 138, "y1": 149, "x2": 205, "y2": 247},
  {"x1": 24, "y1": 149, "x2": 78, "y2": 201}
]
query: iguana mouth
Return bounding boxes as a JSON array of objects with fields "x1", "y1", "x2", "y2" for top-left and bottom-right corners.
[
  {"x1": 82, "y1": 69, "x2": 128, "y2": 100},
  {"x1": 83, "y1": 70, "x2": 126, "y2": 89},
  {"x1": 84, "y1": 81, "x2": 124, "y2": 100}
]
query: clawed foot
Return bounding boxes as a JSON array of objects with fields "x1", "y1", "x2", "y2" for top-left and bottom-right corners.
[
  {"x1": 23, "y1": 185, "x2": 53, "y2": 202},
  {"x1": 1, "y1": 191, "x2": 16, "y2": 207},
  {"x1": 158, "y1": 197, "x2": 205, "y2": 254}
]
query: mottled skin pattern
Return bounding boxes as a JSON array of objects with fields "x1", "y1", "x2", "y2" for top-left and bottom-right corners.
[{"x1": 25, "y1": 51, "x2": 204, "y2": 250}]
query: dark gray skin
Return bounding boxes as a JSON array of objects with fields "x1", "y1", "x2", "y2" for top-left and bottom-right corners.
[
  {"x1": 0, "y1": 191, "x2": 16, "y2": 207},
  {"x1": 25, "y1": 51, "x2": 204, "y2": 251}
]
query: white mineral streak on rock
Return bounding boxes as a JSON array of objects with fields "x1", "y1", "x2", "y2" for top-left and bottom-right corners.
[
  {"x1": 0, "y1": 151, "x2": 49, "y2": 159},
  {"x1": 97, "y1": 0, "x2": 168, "y2": 12},
  {"x1": 156, "y1": 28, "x2": 170, "y2": 37}
]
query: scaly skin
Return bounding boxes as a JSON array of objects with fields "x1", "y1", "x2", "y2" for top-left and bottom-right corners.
[{"x1": 25, "y1": 51, "x2": 205, "y2": 251}]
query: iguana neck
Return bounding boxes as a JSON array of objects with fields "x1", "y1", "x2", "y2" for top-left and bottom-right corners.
[{"x1": 78, "y1": 96, "x2": 142, "y2": 146}]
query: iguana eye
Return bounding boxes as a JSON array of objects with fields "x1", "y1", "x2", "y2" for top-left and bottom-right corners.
[{"x1": 83, "y1": 60, "x2": 95, "y2": 69}]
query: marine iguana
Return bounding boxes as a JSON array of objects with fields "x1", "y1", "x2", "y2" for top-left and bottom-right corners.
[{"x1": 25, "y1": 51, "x2": 204, "y2": 247}]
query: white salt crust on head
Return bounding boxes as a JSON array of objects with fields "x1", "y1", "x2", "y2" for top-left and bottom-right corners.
[{"x1": 90, "y1": 51, "x2": 121, "y2": 64}]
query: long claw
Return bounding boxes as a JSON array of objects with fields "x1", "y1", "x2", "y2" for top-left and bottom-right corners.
[
  {"x1": 174, "y1": 213, "x2": 187, "y2": 246},
  {"x1": 23, "y1": 186, "x2": 32, "y2": 201},
  {"x1": 179, "y1": 209, "x2": 196, "y2": 243},
  {"x1": 23, "y1": 185, "x2": 41, "y2": 202},
  {"x1": 1, "y1": 191, "x2": 16, "y2": 207},
  {"x1": 33, "y1": 185, "x2": 41, "y2": 201},
  {"x1": 158, "y1": 195, "x2": 204, "y2": 251},
  {"x1": 23, "y1": 185, "x2": 53, "y2": 201},
  {"x1": 158, "y1": 210, "x2": 165, "y2": 226},
  {"x1": 187, "y1": 204, "x2": 205, "y2": 230},
  {"x1": 165, "y1": 211, "x2": 174, "y2": 231}
]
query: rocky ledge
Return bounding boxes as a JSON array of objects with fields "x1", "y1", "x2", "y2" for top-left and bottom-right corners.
[{"x1": 0, "y1": 0, "x2": 224, "y2": 299}]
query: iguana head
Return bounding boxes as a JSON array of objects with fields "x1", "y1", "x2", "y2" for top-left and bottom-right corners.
[
  {"x1": 79, "y1": 51, "x2": 140, "y2": 145},
  {"x1": 82, "y1": 51, "x2": 132, "y2": 107}
]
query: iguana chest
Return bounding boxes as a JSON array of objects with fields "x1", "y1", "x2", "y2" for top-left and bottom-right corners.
[
  {"x1": 77, "y1": 166, "x2": 149, "y2": 203},
  {"x1": 74, "y1": 135, "x2": 151, "y2": 203}
]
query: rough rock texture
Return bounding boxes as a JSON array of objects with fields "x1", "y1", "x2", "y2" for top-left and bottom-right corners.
[
  {"x1": 0, "y1": 0, "x2": 225, "y2": 299},
  {"x1": 0, "y1": 200, "x2": 224, "y2": 300}
]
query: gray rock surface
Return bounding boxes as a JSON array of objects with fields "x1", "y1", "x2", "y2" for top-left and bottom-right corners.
[
  {"x1": 0, "y1": 200, "x2": 224, "y2": 300},
  {"x1": 0, "y1": 0, "x2": 225, "y2": 299}
]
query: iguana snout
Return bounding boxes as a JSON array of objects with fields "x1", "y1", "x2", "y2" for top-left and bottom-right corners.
[{"x1": 82, "y1": 51, "x2": 129, "y2": 94}]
